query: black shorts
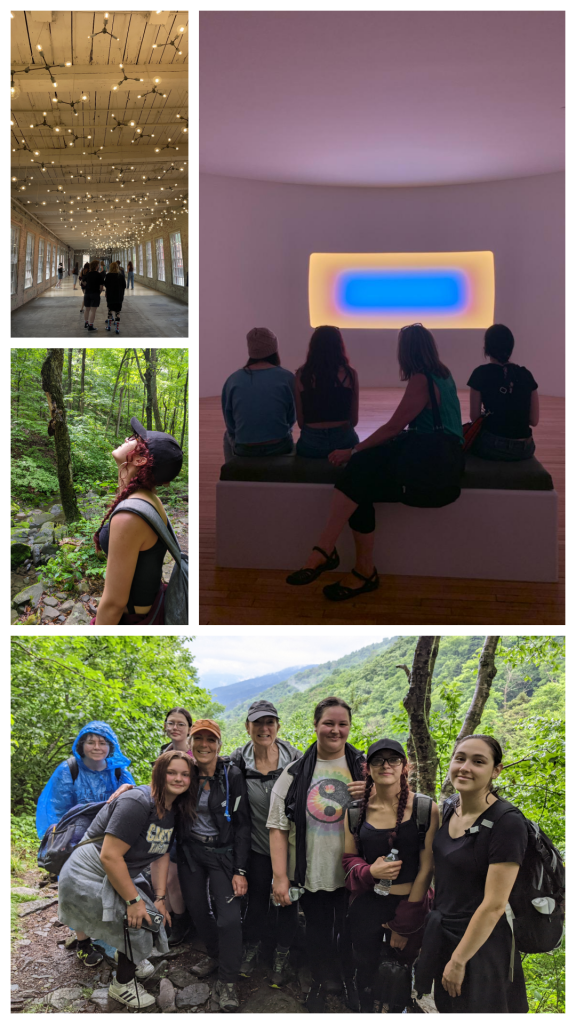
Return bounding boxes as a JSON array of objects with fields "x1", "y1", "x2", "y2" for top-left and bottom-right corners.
[{"x1": 84, "y1": 293, "x2": 100, "y2": 307}]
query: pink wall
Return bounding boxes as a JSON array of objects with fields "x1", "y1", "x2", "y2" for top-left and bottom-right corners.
[{"x1": 200, "y1": 172, "x2": 564, "y2": 397}]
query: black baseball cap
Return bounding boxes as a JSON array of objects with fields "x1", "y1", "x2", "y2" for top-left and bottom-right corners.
[
  {"x1": 246, "y1": 700, "x2": 279, "y2": 722},
  {"x1": 367, "y1": 738, "x2": 406, "y2": 762},
  {"x1": 130, "y1": 416, "x2": 183, "y2": 485}
]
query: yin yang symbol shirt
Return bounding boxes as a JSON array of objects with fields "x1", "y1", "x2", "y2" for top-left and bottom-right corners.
[{"x1": 304, "y1": 756, "x2": 353, "y2": 891}]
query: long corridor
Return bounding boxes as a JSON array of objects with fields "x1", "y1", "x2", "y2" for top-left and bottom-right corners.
[{"x1": 11, "y1": 276, "x2": 188, "y2": 338}]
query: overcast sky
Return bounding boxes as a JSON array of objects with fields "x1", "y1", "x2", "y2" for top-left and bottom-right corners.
[{"x1": 189, "y1": 633, "x2": 393, "y2": 686}]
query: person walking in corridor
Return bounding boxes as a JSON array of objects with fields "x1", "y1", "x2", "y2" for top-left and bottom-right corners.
[
  {"x1": 72, "y1": 262, "x2": 79, "y2": 289},
  {"x1": 127, "y1": 260, "x2": 135, "y2": 291},
  {"x1": 104, "y1": 262, "x2": 126, "y2": 334},
  {"x1": 83, "y1": 260, "x2": 105, "y2": 333},
  {"x1": 57, "y1": 263, "x2": 64, "y2": 289}
]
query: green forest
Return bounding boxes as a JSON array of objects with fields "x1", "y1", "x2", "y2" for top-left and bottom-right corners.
[
  {"x1": 10, "y1": 348, "x2": 188, "y2": 624},
  {"x1": 11, "y1": 635, "x2": 564, "y2": 1012}
]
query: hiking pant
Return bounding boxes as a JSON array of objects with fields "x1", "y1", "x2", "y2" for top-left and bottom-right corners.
[
  {"x1": 300, "y1": 886, "x2": 349, "y2": 986},
  {"x1": 244, "y1": 851, "x2": 299, "y2": 948},
  {"x1": 348, "y1": 891, "x2": 406, "y2": 992},
  {"x1": 177, "y1": 843, "x2": 242, "y2": 982}
]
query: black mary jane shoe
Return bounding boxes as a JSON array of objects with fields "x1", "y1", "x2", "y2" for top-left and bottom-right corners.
[
  {"x1": 323, "y1": 567, "x2": 379, "y2": 601},
  {"x1": 285, "y1": 546, "x2": 339, "y2": 585}
]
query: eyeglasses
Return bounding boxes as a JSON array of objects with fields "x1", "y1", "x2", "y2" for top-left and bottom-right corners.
[
  {"x1": 369, "y1": 756, "x2": 403, "y2": 768},
  {"x1": 400, "y1": 323, "x2": 423, "y2": 331}
]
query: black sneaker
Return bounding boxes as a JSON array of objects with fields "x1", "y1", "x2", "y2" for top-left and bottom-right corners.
[
  {"x1": 167, "y1": 910, "x2": 191, "y2": 947},
  {"x1": 270, "y1": 947, "x2": 290, "y2": 987},
  {"x1": 87, "y1": 325, "x2": 97, "y2": 331},
  {"x1": 77, "y1": 942, "x2": 104, "y2": 967},
  {"x1": 305, "y1": 983, "x2": 326, "y2": 1013},
  {"x1": 239, "y1": 942, "x2": 260, "y2": 977}
]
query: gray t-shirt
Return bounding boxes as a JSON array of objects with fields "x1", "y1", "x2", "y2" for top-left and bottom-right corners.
[
  {"x1": 242, "y1": 741, "x2": 299, "y2": 856},
  {"x1": 190, "y1": 782, "x2": 219, "y2": 838},
  {"x1": 84, "y1": 785, "x2": 175, "y2": 871}
]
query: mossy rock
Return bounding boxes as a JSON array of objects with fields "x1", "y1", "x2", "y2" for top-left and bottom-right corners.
[{"x1": 11, "y1": 542, "x2": 32, "y2": 568}]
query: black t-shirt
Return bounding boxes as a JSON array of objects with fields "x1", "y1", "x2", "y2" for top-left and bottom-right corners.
[
  {"x1": 467, "y1": 363, "x2": 537, "y2": 439},
  {"x1": 358, "y1": 800, "x2": 421, "y2": 884},
  {"x1": 433, "y1": 799, "x2": 527, "y2": 917},
  {"x1": 84, "y1": 270, "x2": 105, "y2": 293},
  {"x1": 84, "y1": 784, "x2": 175, "y2": 871}
]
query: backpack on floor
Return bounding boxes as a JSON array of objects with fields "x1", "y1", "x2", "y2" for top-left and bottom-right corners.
[
  {"x1": 37, "y1": 801, "x2": 108, "y2": 875},
  {"x1": 374, "y1": 949, "x2": 412, "y2": 1012},
  {"x1": 112, "y1": 498, "x2": 188, "y2": 625},
  {"x1": 348, "y1": 793, "x2": 433, "y2": 849},
  {"x1": 442, "y1": 797, "x2": 565, "y2": 955}
]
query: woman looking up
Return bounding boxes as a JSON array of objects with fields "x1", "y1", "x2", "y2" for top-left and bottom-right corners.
[
  {"x1": 58, "y1": 751, "x2": 196, "y2": 1010},
  {"x1": 267, "y1": 696, "x2": 366, "y2": 1012},
  {"x1": 177, "y1": 720, "x2": 250, "y2": 1013},
  {"x1": 468, "y1": 324, "x2": 539, "y2": 461},
  {"x1": 343, "y1": 740, "x2": 438, "y2": 1011},
  {"x1": 416, "y1": 735, "x2": 528, "y2": 1013},
  {"x1": 287, "y1": 324, "x2": 463, "y2": 601},
  {"x1": 229, "y1": 700, "x2": 302, "y2": 986},
  {"x1": 221, "y1": 328, "x2": 296, "y2": 460},
  {"x1": 295, "y1": 326, "x2": 360, "y2": 459},
  {"x1": 93, "y1": 416, "x2": 183, "y2": 625}
]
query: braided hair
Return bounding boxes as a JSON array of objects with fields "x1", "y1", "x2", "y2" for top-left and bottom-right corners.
[
  {"x1": 93, "y1": 436, "x2": 156, "y2": 552},
  {"x1": 354, "y1": 757, "x2": 412, "y2": 851}
]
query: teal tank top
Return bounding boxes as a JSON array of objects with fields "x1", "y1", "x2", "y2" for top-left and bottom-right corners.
[{"x1": 409, "y1": 373, "x2": 463, "y2": 443}]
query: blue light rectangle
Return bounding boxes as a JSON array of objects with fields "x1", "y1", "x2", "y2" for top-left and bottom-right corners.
[{"x1": 336, "y1": 268, "x2": 468, "y2": 313}]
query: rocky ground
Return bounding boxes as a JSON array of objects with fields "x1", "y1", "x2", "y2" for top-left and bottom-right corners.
[
  {"x1": 11, "y1": 490, "x2": 188, "y2": 626},
  {"x1": 12, "y1": 869, "x2": 436, "y2": 1014}
]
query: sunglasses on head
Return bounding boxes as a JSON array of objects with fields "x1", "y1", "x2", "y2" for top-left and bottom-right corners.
[{"x1": 400, "y1": 322, "x2": 423, "y2": 332}]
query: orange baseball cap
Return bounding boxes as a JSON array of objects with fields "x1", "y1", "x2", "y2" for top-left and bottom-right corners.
[{"x1": 190, "y1": 718, "x2": 221, "y2": 740}]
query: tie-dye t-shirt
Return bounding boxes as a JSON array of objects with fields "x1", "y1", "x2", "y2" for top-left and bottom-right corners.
[{"x1": 267, "y1": 755, "x2": 353, "y2": 892}]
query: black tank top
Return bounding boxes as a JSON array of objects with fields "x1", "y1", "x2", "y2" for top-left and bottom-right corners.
[
  {"x1": 300, "y1": 371, "x2": 354, "y2": 423},
  {"x1": 98, "y1": 521, "x2": 167, "y2": 611},
  {"x1": 358, "y1": 800, "x2": 421, "y2": 884}
]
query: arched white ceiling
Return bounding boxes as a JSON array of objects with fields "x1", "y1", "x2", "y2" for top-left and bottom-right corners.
[{"x1": 200, "y1": 10, "x2": 564, "y2": 187}]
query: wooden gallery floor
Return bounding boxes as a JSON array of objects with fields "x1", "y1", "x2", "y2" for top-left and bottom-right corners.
[{"x1": 199, "y1": 390, "x2": 564, "y2": 625}]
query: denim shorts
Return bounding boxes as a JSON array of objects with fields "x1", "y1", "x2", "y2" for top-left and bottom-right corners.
[
  {"x1": 473, "y1": 430, "x2": 535, "y2": 462},
  {"x1": 296, "y1": 424, "x2": 359, "y2": 459}
]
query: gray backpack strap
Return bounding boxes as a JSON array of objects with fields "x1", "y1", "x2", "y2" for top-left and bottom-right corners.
[
  {"x1": 348, "y1": 801, "x2": 362, "y2": 834},
  {"x1": 414, "y1": 793, "x2": 433, "y2": 848},
  {"x1": 112, "y1": 498, "x2": 182, "y2": 566},
  {"x1": 67, "y1": 756, "x2": 79, "y2": 783}
]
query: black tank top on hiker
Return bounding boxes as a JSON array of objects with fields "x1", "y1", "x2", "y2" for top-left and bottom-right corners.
[
  {"x1": 467, "y1": 363, "x2": 537, "y2": 439},
  {"x1": 98, "y1": 521, "x2": 167, "y2": 609},
  {"x1": 358, "y1": 800, "x2": 421, "y2": 884},
  {"x1": 300, "y1": 379, "x2": 354, "y2": 423}
]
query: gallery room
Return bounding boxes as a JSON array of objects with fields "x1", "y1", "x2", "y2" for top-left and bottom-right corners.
[{"x1": 199, "y1": 10, "x2": 564, "y2": 626}]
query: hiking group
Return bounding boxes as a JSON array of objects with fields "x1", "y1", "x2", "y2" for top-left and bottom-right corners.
[{"x1": 36, "y1": 698, "x2": 563, "y2": 1013}]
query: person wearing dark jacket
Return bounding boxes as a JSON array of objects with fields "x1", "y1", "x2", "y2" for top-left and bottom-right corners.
[
  {"x1": 229, "y1": 700, "x2": 302, "y2": 986},
  {"x1": 177, "y1": 719, "x2": 251, "y2": 1013},
  {"x1": 267, "y1": 696, "x2": 366, "y2": 1011},
  {"x1": 104, "y1": 262, "x2": 126, "y2": 334},
  {"x1": 83, "y1": 259, "x2": 105, "y2": 332}
]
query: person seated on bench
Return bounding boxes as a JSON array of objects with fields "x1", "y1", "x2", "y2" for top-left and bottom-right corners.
[
  {"x1": 295, "y1": 325, "x2": 360, "y2": 459},
  {"x1": 222, "y1": 328, "x2": 296, "y2": 460},
  {"x1": 286, "y1": 324, "x2": 463, "y2": 601},
  {"x1": 467, "y1": 324, "x2": 539, "y2": 461}
]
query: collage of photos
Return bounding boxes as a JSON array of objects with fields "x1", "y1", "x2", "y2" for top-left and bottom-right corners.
[{"x1": 11, "y1": 7, "x2": 566, "y2": 1022}]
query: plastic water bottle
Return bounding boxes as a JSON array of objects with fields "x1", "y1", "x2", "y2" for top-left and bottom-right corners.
[{"x1": 374, "y1": 848, "x2": 399, "y2": 896}]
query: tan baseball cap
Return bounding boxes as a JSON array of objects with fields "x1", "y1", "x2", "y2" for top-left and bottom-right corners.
[{"x1": 190, "y1": 718, "x2": 221, "y2": 740}]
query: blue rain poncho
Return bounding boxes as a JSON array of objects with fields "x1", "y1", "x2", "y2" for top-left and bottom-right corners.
[{"x1": 36, "y1": 721, "x2": 135, "y2": 839}]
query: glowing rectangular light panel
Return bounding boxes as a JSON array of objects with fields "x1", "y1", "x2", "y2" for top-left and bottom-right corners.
[{"x1": 309, "y1": 252, "x2": 495, "y2": 329}]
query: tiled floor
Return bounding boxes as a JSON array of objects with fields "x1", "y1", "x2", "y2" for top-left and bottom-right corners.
[{"x1": 11, "y1": 278, "x2": 188, "y2": 338}]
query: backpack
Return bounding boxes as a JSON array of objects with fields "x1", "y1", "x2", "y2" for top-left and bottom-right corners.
[
  {"x1": 37, "y1": 800, "x2": 108, "y2": 874},
  {"x1": 442, "y1": 797, "x2": 565, "y2": 956},
  {"x1": 348, "y1": 792, "x2": 433, "y2": 848},
  {"x1": 112, "y1": 498, "x2": 188, "y2": 625}
]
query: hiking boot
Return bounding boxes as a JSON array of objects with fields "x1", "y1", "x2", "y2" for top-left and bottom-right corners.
[
  {"x1": 108, "y1": 977, "x2": 156, "y2": 1009},
  {"x1": 114, "y1": 951, "x2": 155, "y2": 980},
  {"x1": 239, "y1": 941, "x2": 260, "y2": 977},
  {"x1": 342, "y1": 976, "x2": 360, "y2": 1012},
  {"x1": 305, "y1": 983, "x2": 326, "y2": 1013},
  {"x1": 77, "y1": 942, "x2": 104, "y2": 967},
  {"x1": 270, "y1": 946, "x2": 290, "y2": 987},
  {"x1": 167, "y1": 910, "x2": 191, "y2": 947},
  {"x1": 191, "y1": 955, "x2": 218, "y2": 978},
  {"x1": 213, "y1": 980, "x2": 239, "y2": 1012}
]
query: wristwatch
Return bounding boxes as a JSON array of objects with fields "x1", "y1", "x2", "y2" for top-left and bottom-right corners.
[{"x1": 126, "y1": 895, "x2": 142, "y2": 906}]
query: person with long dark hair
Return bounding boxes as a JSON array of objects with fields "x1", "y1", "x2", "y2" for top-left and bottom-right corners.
[
  {"x1": 229, "y1": 700, "x2": 302, "y2": 986},
  {"x1": 127, "y1": 260, "x2": 135, "y2": 290},
  {"x1": 72, "y1": 262, "x2": 79, "y2": 289},
  {"x1": 343, "y1": 739, "x2": 438, "y2": 1011},
  {"x1": 267, "y1": 696, "x2": 366, "y2": 1011},
  {"x1": 92, "y1": 416, "x2": 183, "y2": 625},
  {"x1": 177, "y1": 720, "x2": 251, "y2": 1013},
  {"x1": 221, "y1": 327, "x2": 296, "y2": 460},
  {"x1": 104, "y1": 261, "x2": 126, "y2": 334},
  {"x1": 416, "y1": 735, "x2": 529, "y2": 1013},
  {"x1": 468, "y1": 324, "x2": 539, "y2": 461},
  {"x1": 57, "y1": 750, "x2": 197, "y2": 1009},
  {"x1": 286, "y1": 324, "x2": 464, "y2": 600},
  {"x1": 160, "y1": 708, "x2": 195, "y2": 946},
  {"x1": 83, "y1": 258, "x2": 105, "y2": 332},
  {"x1": 78, "y1": 262, "x2": 90, "y2": 313},
  {"x1": 295, "y1": 325, "x2": 359, "y2": 459}
]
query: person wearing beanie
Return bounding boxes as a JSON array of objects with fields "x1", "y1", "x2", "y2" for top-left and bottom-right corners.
[
  {"x1": 221, "y1": 327, "x2": 296, "y2": 460},
  {"x1": 91, "y1": 416, "x2": 184, "y2": 625}
]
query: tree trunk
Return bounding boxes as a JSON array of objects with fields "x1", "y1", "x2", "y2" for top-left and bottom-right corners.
[
  {"x1": 143, "y1": 349, "x2": 162, "y2": 431},
  {"x1": 116, "y1": 386, "x2": 125, "y2": 437},
  {"x1": 180, "y1": 370, "x2": 188, "y2": 449},
  {"x1": 79, "y1": 349, "x2": 86, "y2": 413},
  {"x1": 67, "y1": 349, "x2": 73, "y2": 409},
  {"x1": 41, "y1": 349, "x2": 81, "y2": 523},
  {"x1": 105, "y1": 350, "x2": 128, "y2": 435},
  {"x1": 402, "y1": 637, "x2": 440, "y2": 797},
  {"x1": 440, "y1": 635, "x2": 500, "y2": 797}
]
